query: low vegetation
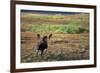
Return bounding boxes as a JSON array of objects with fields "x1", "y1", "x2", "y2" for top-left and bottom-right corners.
[{"x1": 21, "y1": 23, "x2": 88, "y2": 34}]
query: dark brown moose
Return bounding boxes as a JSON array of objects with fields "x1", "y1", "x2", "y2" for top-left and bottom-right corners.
[{"x1": 36, "y1": 33, "x2": 52, "y2": 55}]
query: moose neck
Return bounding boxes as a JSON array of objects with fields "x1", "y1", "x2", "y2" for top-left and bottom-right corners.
[{"x1": 43, "y1": 39, "x2": 47, "y2": 43}]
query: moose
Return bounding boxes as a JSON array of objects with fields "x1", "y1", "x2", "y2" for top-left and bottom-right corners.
[{"x1": 36, "y1": 33, "x2": 52, "y2": 55}]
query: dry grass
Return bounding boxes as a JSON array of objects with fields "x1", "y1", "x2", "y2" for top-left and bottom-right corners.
[{"x1": 21, "y1": 32, "x2": 89, "y2": 63}]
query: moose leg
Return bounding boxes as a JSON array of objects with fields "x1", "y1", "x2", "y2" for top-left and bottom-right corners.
[
  {"x1": 41, "y1": 50, "x2": 44, "y2": 55},
  {"x1": 36, "y1": 50, "x2": 39, "y2": 56},
  {"x1": 44, "y1": 49, "x2": 47, "y2": 54}
]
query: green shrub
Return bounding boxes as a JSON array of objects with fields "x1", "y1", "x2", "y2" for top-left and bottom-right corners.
[
  {"x1": 61, "y1": 24, "x2": 88, "y2": 34},
  {"x1": 21, "y1": 23, "x2": 88, "y2": 34}
]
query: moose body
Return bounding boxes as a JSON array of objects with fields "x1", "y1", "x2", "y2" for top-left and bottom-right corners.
[{"x1": 36, "y1": 34, "x2": 52, "y2": 55}]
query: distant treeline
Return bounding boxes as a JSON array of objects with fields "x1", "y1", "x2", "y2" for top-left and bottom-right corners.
[{"x1": 21, "y1": 9, "x2": 88, "y2": 15}]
